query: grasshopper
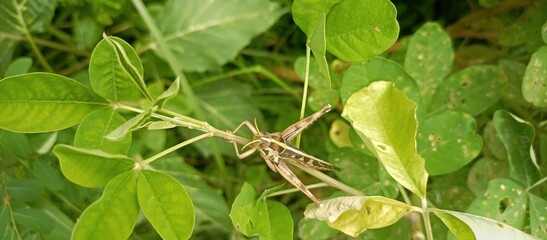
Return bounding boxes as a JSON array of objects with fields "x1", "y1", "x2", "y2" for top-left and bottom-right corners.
[{"x1": 230, "y1": 104, "x2": 337, "y2": 206}]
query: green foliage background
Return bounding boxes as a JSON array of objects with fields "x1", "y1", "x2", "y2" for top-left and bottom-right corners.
[{"x1": 0, "y1": 0, "x2": 546, "y2": 239}]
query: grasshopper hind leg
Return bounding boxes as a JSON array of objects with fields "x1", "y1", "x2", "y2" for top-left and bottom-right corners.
[{"x1": 274, "y1": 160, "x2": 323, "y2": 206}]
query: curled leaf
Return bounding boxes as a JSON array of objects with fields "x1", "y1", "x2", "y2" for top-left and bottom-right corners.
[{"x1": 304, "y1": 196, "x2": 412, "y2": 237}]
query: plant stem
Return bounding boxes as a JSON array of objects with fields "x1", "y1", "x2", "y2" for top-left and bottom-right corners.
[
  {"x1": 141, "y1": 132, "x2": 214, "y2": 166},
  {"x1": 294, "y1": 164, "x2": 364, "y2": 197},
  {"x1": 399, "y1": 184, "x2": 412, "y2": 205},
  {"x1": 265, "y1": 182, "x2": 330, "y2": 198},
  {"x1": 116, "y1": 103, "x2": 250, "y2": 145},
  {"x1": 15, "y1": 7, "x2": 53, "y2": 72},
  {"x1": 131, "y1": 0, "x2": 228, "y2": 180},
  {"x1": 421, "y1": 197, "x2": 434, "y2": 240},
  {"x1": 295, "y1": 46, "x2": 312, "y2": 148},
  {"x1": 1, "y1": 171, "x2": 22, "y2": 240}
]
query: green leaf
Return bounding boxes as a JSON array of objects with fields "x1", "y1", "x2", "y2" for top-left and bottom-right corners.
[
  {"x1": 542, "y1": 21, "x2": 547, "y2": 44},
  {"x1": 75, "y1": 109, "x2": 132, "y2": 154},
  {"x1": 5, "y1": 57, "x2": 32, "y2": 77},
  {"x1": 499, "y1": 2, "x2": 547, "y2": 52},
  {"x1": 230, "y1": 183, "x2": 258, "y2": 228},
  {"x1": 0, "y1": 0, "x2": 54, "y2": 71},
  {"x1": 106, "y1": 110, "x2": 150, "y2": 141},
  {"x1": 7, "y1": 179, "x2": 44, "y2": 201},
  {"x1": 154, "y1": 0, "x2": 281, "y2": 72},
  {"x1": 29, "y1": 132, "x2": 57, "y2": 155},
  {"x1": 291, "y1": 0, "x2": 343, "y2": 35},
  {"x1": 298, "y1": 218, "x2": 338, "y2": 240},
  {"x1": 308, "y1": 13, "x2": 332, "y2": 86},
  {"x1": 342, "y1": 81, "x2": 428, "y2": 197},
  {"x1": 522, "y1": 45, "x2": 547, "y2": 107},
  {"x1": 493, "y1": 110, "x2": 541, "y2": 186},
  {"x1": 483, "y1": 120, "x2": 508, "y2": 160},
  {"x1": 230, "y1": 183, "x2": 293, "y2": 240},
  {"x1": 529, "y1": 194, "x2": 547, "y2": 239},
  {"x1": 152, "y1": 157, "x2": 232, "y2": 230},
  {"x1": 467, "y1": 157, "x2": 509, "y2": 195},
  {"x1": 0, "y1": 73, "x2": 108, "y2": 133},
  {"x1": 339, "y1": 57, "x2": 424, "y2": 120},
  {"x1": 417, "y1": 111, "x2": 482, "y2": 176},
  {"x1": 147, "y1": 120, "x2": 178, "y2": 130},
  {"x1": 498, "y1": 59, "x2": 526, "y2": 103},
  {"x1": 90, "y1": 36, "x2": 151, "y2": 102},
  {"x1": 0, "y1": 130, "x2": 31, "y2": 158},
  {"x1": 0, "y1": 0, "x2": 55, "y2": 33},
  {"x1": 13, "y1": 207, "x2": 55, "y2": 233},
  {"x1": 72, "y1": 171, "x2": 138, "y2": 240},
  {"x1": 293, "y1": 0, "x2": 399, "y2": 62},
  {"x1": 74, "y1": 16, "x2": 102, "y2": 51},
  {"x1": 466, "y1": 178, "x2": 527, "y2": 229},
  {"x1": 330, "y1": 148, "x2": 379, "y2": 191},
  {"x1": 432, "y1": 209, "x2": 535, "y2": 240},
  {"x1": 137, "y1": 170, "x2": 194, "y2": 240},
  {"x1": 304, "y1": 196, "x2": 412, "y2": 237},
  {"x1": 155, "y1": 77, "x2": 180, "y2": 109},
  {"x1": 404, "y1": 22, "x2": 454, "y2": 106},
  {"x1": 329, "y1": 119, "x2": 352, "y2": 148},
  {"x1": 32, "y1": 159, "x2": 65, "y2": 191},
  {"x1": 142, "y1": 129, "x2": 166, "y2": 151},
  {"x1": 91, "y1": 0, "x2": 127, "y2": 25},
  {"x1": 430, "y1": 65, "x2": 503, "y2": 116},
  {"x1": 0, "y1": 206, "x2": 13, "y2": 237},
  {"x1": 53, "y1": 144, "x2": 134, "y2": 188},
  {"x1": 429, "y1": 168, "x2": 475, "y2": 212}
]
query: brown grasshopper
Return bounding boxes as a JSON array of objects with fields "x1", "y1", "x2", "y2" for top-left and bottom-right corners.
[{"x1": 230, "y1": 104, "x2": 337, "y2": 206}]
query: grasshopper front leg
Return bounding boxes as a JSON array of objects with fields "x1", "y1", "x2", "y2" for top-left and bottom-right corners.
[{"x1": 230, "y1": 120, "x2": 259, "y2": 159}]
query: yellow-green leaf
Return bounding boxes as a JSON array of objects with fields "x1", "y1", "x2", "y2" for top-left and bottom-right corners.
[
  {"x1": 304, "y1": 196, "x2": 412, "y2": 237},
  {"x1": 342, "y1": 81, "x2": 428, "y2": 197},
  {"x1": 0, "y1": 73, "x2": 107, "y2": 133}
]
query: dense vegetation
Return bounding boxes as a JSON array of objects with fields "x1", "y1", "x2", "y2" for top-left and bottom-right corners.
[{"x1": 0, "y1": 0, "x2": 546, "y2": 239}]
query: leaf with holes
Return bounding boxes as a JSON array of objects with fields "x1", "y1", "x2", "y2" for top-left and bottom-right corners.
[
  {"x1": 429, "y1": 65, "x2": 503, "y2": 116},
  {"x1": 342, "y1": 81, "x2": 428, "y2": 197},
  {"x1": 304, "y1": 196, "x2": 412, "y2": 237},
  {"x1": 529, "y1": 194, "x2": 547, "y2": 239},
  {"x1": 467, "y1": 157, "x2": 509, "y2": 196},
  {"x1": 522, "y1": 46, "x2": 547, "y2": 107},
  {"x1": 230, "y1": 183, "x2": 293, "y2": 240},
  {"x1": 417, "y1": 111, "x2": 482, "y2": 176},
  {"x1": 466, "y1": 178, "x2": 527, "y2": 229},
  {"x1": 293, "y1": 0, "x2": 399, "y2": 62},
  {"x1": 404, "y1": 22, "x2": 453, "y2": 106}
]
